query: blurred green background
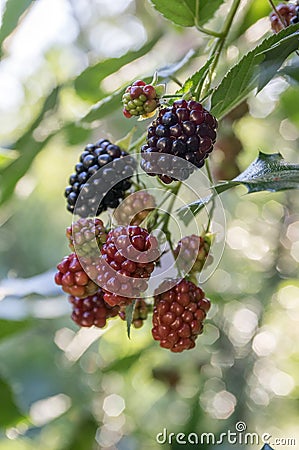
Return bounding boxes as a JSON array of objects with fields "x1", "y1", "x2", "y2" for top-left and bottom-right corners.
[{"x1": 0, "y1": 0, "x2": 299, "y2": 448}]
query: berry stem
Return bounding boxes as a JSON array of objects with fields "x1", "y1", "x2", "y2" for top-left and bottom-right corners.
[
  {"x1": 161, "y1": 182, "x2": 182, "y2": 232},
  {"x1": 162, "y1": 94, "x2": 184, "y2": 99},
  {"x1": 129, "y1": 131, "x2": 147, "y2": 152},
  {"x1": 205, "y1": 160, "x2": 215, "y2": 233},
  {"x1": 195, "y1": 0, "x2": 224, "y2": 37},
  {"x1": 267, "y1": 0, "x2": 288, "y2": 27},
  {"x1": 142, "y1": 190, "x2": 174, "y2": 231},
  {"x1": 198, "y1": 0, "x2": 242, "y2": 99},
  {"x1": 169, "y1": 76, "x2": 183, "y2": 87}
]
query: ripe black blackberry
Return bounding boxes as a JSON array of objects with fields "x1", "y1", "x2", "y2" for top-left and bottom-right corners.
[
  {"x1": 152, "y1": 279, "x2": 210, "y2": 352},
  {"x1": 65, "y1": 139, "x2": 136, "y2": 217},
  {"x1": 97, "y1": 225, "x2": 160, "y2": 306},
  {"x1": 54, "y1": 253, "x2": 98, "y2": 298},
  {"x1": 119, "y1": 299, "x2": 150, "y2": 328},
  {"x1": 114, "y1": 191, "x2": 156, "y2": 226},
  {"x1": 66, "y1": 217, "x2": 107, "y2": 257},
  {"x1": 270, "y1": 3, "x2": 298, "y2": 32},
  {"x1": 140, "y1": 99, "x2": 218, "y2": 184},
  {"x1": 69, "y1": 289, "x2": 119, "y2": 328}
]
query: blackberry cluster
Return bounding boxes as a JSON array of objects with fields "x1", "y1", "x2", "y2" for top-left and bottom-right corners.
[
  {"x1": 114, "y1": 191, "x2": 156, "y2": 226},
  {"x1": 69, "y1": 290, "x2": 119, "y2": 328},
  {"x1": 270, "y1": 3, "x2": 299, "y2": 32},
  {"x1": 122, "y1": 80, "x2": 161, "y2": 118},
  {"x1": 65, "y1": 139, "x2": 136, "y2": 217},
  {"x1": 152, "y1": 279, "x2": 210, "y2": 352},
  {"x1": 141, "y1": 100, "x2": 218, "y2": 184},
  {"x1": 97, "y1": 225, "x2": 160, "y2": 306},
  {"x1": 174, "y1": 234, "x2": 213, "y2": 274},
  {"x1": 119, "y1": 299, "x2": 150, "y2": 328},
  {"x1": 55, "y1": 253, "x2": 98, "y2": 298},
  {"x1": 66, "y1": 218, "x2": 107, "y2": 257}
]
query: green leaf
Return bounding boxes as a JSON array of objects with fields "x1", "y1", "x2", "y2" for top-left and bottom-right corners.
[
  {"x1": 126, "y1": 300, "x2": 137, "y2": 339},
  {"x1": 0, "y1": 0, "x2": 33, "y2": 57},
  {"x1": 0, "y1": 377, "x2": 24, "y2": 427},
  {"x1": 196, "y1": 0, "x2": 224, "y2": 26},
  {"x1": 0, "y1": 87, "x2": 59, "y2": 206},
  {"x1": 178, "y1": 152, "x2": 299, "y2": 223},
  {"x1": 279, "y1": 58, "x2": 299, "y2": 85},
  {"x1": 102, "y1": 350, "x2": 144, "y2": 373},
  {"x1": 74, "y1": 34, "x2": 162, "y2": 101},
  {"x1": 176, "y1": 55, "x2": 213, "y2": 96},
  {"x1": 115, "y1": 127, "x2": 137, "y2": 151},
  {"x1": 232, "y1": 152, "x2": 299, "y2": 193},
  {"x1": 150, "y1": 0, "x2": 223, "y2": 27},
  {"x1": 63, "y1": 123, "x2": 91, "y2": 146},
  {"x1": 150, "y1": 0, "x2": 196, "y2": 27},
  {"x1": 257, "y1": 32, "x2": 299, "y2": 91},
  {"x1": 211, "y1": 25, "x2": 299, "y2": 119},
  {"x1": 0, "y1": 319, "x2": 32, "y2": 342},
  {"x1": 80, "y1": 88, "x2": 123, "y2": 123},
  {"x1": 0, "y1": 149, "x2": 18, "y2": 169}
]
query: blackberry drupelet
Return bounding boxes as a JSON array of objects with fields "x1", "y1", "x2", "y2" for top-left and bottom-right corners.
[
  {"x1": 69, "y1": 289, "x2": 119, "y2": 328},
  {"x1": 65, "y1": 139, "x2": 136, "y2": 217},
  {"x1": 66, "y1": 217, "x2": 107, "y2": 257},
  {"x1": 152, "y1": 279, "x2": 210, "y2": 352},
  {"x1": 54, "y1": 253, "x2": 98, "y2": 298},
  {"x1": 174, "y1": 234, "x2": 213, "y2": 274},
  {"x1": 140, "y1": 99, "x2": 218, "y2": 184},
  {"x1": 114, "y1": 191, "x2": 156, "y2": 226},
  {"x1": 122, "y1": 80, "x2": 161, "y2": 118},
  {"x1": 97, "y1": 225, "x2": 160, "y2": 306}
]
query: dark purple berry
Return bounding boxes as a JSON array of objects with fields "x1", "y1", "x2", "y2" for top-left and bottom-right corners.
[
  {"x1": 140, "y1": 100, "x2": 217, "y2": 183},
  {"x1": 65, "y1": 140, "x2": 136, "y2": 217}
]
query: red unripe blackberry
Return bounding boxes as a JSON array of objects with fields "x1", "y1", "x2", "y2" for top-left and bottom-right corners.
[
  {"x1": 55, "y1": 253, "x2": 98, "y2": 298},
  {"x1": 122, "y1": 81, "x2": 164, "y2": 118},
  {"x1": 69, "y1": 289, "x2": 119, "y2": 328},
  {"x1": 97, "y1": 225, "x2": 160, "y2": 306},
  {"x1": 114, "y1": 191, "x2": 156, "y2": 226},
  {"x1": 152, "y1": 279, "x2": 210, "y2": 352},
  {"x1": 174, "y1": 234, "x2": 213, "y2": 274},
  {"x1": 119, "y1": 299, "x2": 150, "y2": 328},
  {"x1": 270, "y1": 3, "x2": 298, "y2": 32},
  {"x1": 66, "y1": 218, "x2": 107, "y2": 257},
  {"x1": 140, "y1": 100, "x2": 218, "y2": 183},
  {"x1": 65, "y1": 139, "x2": 136, "y2": 217}
]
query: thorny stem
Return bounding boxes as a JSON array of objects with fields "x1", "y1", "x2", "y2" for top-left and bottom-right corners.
[
  {"x1": 195, "y1": 0, "x2": 224, "y2": 38},
  {"x1": 198, "y1": 0, "x2": 242, "y2": 99},
  {"x1": 193, "y1": 0, "x2": 242, "y2": 231}
]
